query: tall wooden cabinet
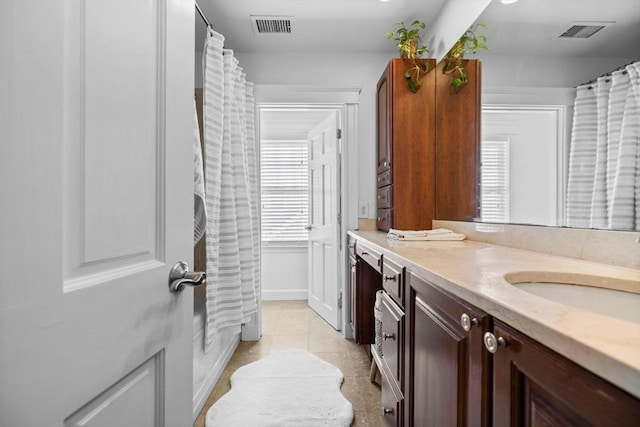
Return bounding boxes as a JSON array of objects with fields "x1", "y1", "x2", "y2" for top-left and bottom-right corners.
[
  {"x1": 376, "y1": 58, "x2": 436, "y2": 232},
  {"x1": 435, "y1": 59, "x2": 482, "y2": 221},
  {"x1": 375, "y1": 58, "x2": 482, "y2": 231}
]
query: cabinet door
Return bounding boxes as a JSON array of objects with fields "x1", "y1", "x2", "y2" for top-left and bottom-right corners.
[
  {"x1": 354, "y1": 258, "x2": 382, "y2": 344},
  {"x1": 405, "y1": 273, "x2": 490, "y2": 427},
  {"x1": 381, "y1": 291, "x2": 404, "y2": 388},
  {"x1": 382, "y1": 372, "x2": 403, "y2": 427},
  {"x1": 377, "y1": 64, "x2": 392, "y2": 174},
  {"x1": 382, "y1": 256, "x2": 404, "y2": 308},
  {"x1": 491, "y1": 320, "x2": 640, "y2": 427}
]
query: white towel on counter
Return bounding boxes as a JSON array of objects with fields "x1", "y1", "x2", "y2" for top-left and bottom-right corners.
[{"x1": 387, "y1": 228, "x2": 466, "y2": 241}]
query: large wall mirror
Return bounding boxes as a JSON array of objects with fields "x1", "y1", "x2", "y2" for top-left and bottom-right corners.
[{"x1": 457, "y1": 0, "x2": 639, "y2": 231}]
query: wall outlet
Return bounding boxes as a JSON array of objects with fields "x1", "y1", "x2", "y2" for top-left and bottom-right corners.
[{"x1": 358, "y1": 202, "x2": 369, "y2": 218}]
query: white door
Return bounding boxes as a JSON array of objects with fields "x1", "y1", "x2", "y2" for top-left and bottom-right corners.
[
  {"x1": 0, "y1": 1, "x2": 194, "y2": 426},
  {"x1": 307, "y1": 112, "x2": 341, "y2": 329}
]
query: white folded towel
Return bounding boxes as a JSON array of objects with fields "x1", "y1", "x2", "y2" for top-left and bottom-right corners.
[{"x1": 387, "y1": 228, "x2": 466, "y2": 241}]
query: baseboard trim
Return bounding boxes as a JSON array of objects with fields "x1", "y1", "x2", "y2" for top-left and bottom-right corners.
[
  {"x1": 261, "y1": 289, "x2": 308, "y2": 300},
  {"x1": 192, "y1": 332, "x2": 240, "y2": 422}
]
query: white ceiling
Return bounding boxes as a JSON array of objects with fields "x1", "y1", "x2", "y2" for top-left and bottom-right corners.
[
  {"x1": 195, "y1": 0, "x2": 640, "y2": 59},
  {"x1": 195, "y1": 0, "x2": 447, "y2": 54},
  {"x1": 475, "y1": 0, "x2": 640, "y2": 59}
]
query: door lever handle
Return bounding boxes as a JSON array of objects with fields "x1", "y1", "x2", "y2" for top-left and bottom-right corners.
[{"x1": 169, "y1": 261, "x2": 206, "y2": 293}]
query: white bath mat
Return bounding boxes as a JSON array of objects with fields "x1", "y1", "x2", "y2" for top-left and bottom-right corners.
[{"x1": 205, "y1": 349, "x2": 354, "y2": 427}]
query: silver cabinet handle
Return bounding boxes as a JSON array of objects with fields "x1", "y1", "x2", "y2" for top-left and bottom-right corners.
[
  {"x1": 168, "y1": 261, "x2": 206, "y2": 293},
  {"x1": 383, "y1": 275, "x2": 397, "y2": 282},
  {"x1": 383, "y1": 408, "x2": 394, "y2": 415},
  {"x1": 460, "y1": 313, "x2": 479, "y2": 332},
  {"x1": 484, "y1": 332, "x2": 507, "y2": 353},
  {"x1": 305, "y1": 225, "x2": 312, "y2": 231},
  {"x1": 383, "y1": 333, "x2": 395, "y2": 340}
]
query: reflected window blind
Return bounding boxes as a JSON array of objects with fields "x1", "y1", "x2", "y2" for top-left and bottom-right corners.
[
  {"x1": 480, "y1": 139, "x2": 510, "y2": 223},
  {"x1": 260, "y1": 139, "x2": 309, "y2": 244}
]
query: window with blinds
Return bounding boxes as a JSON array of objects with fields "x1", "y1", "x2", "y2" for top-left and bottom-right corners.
[
  {"x1": 480, "y1": 139, "x2": 510, "y2": 223},
  {"x1": 260, "y1": 139, "x2": 309, "y2": 244}
]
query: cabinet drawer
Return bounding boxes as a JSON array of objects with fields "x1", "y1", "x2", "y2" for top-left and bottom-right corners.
[
  {"x1": 377, "y1": 185, "x2": 393, "y2": 209},
  {"x1": 356, "y1": 241, "x2": 382, "y2": 271},
  {"x1": 381, "y1": 372, "x2": 402, "y2": 427},
  {"x1": 377, "y1": 208, "x2": 393, "y2": 232},
  {"x1": 377, "y1": 169, "x2": 392, "y2": 188},
  {"x1": 381, "y1": 291, "x2": 404, "y2": 387},
  {"x1": 382, "y1": 256, "x2": 403, "y2": 308}
]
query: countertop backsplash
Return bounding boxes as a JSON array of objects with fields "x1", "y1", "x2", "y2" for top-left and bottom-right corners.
[{"x1": 433, "y1": 220, "x2": 640, "y2": 270}]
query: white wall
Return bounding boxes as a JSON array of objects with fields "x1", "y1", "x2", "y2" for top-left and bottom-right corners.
[
  {"x1": 261, "y1": 246, "x2": 308, "y2": 300},
  {"x1": 197, "y1": 52, "x2": 391, "y2": 218},
  {"x1": 480, "y1": 54, "x2": 636, "y2": 89}
]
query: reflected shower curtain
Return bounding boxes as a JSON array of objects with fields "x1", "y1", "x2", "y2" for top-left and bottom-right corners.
[
  {"x1": 202, "y1": 28, "x2": 259, "y2": 351},
  {"x1": 566, "y1": 61, "x2": 640, "y2": 231}
]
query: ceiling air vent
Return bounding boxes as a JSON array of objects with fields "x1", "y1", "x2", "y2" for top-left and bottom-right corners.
[
  {"x1": 251, "y1": 15, "x2": 293, "y2": 35},
  {"x1": 558, "y1": 21, "x2": 613, "y2": 39}
]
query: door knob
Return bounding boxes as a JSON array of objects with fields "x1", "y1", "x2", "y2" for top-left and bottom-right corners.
[
  {"x1": 305, "y1": 225, "x2": 312, "y2": 231},
  {"x1": 460, "y1": 313, "x2": 479, "y2": 332},
  {"x1": 484, "y1": 332, "x2": 507, "y2": 353},
  {"x1": 168, "y1": 261, "x2": 206, "y2": 293}
]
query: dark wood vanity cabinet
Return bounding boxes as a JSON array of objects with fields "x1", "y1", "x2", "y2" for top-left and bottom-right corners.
[
  {"x1": 405, "y1": 272, "x2": 491, "y2": 427},
  {"x1": 353, "y1": 242, "x2": 382, "y2": 344},
  {"x1": 348, "y1": 235, "x2": 640, "y2": 427},
  {"x1": 491, "y1": 320, "x2": 640, "y2": 427},
  {"x1": 378, "y1": 258, "x2": 406, "y2": 427},
  {"x1": 376, "y1": 58, "x2": 436, "y2": 232}
]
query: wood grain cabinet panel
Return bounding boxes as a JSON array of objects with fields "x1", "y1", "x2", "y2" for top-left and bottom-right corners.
[
  {"x1": 376, "y1": 58, "x2": 436, "y2": 232},
  {"x1": 380, "y1": 291, "x2": 404, "y2": 388},
  {"x1": 405, "y1": 272, "x2": 491, "y2": 427},
  {"x1": 435, "y1": 59, "x2": 482, "y2": 221},
  {"x1": 491, "y1": 320, "x2": 640, "y2": 427},
  {"x1": 353, "y1": 242, "x2": 382, "y2": 344}
]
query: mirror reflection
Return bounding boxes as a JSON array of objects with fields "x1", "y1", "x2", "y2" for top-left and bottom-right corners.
[{"x1": 467, "y1": 0, "x2": 640, "y2": 231}]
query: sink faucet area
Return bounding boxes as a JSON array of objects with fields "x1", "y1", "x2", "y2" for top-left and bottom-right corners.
[{"x1": 504, "y1": 271, "x2": 640, "y2": 324}]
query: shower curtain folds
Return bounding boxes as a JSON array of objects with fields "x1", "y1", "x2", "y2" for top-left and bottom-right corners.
[
  {"x1": 566, "y1": 61, "x2": 640, "y2": 231},
  {"x1": 202, "y1": 28, "x2": 259, "y2": 351}
]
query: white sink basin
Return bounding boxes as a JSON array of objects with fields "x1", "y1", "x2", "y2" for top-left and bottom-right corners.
[{"x1": 504, "y1": 272, "x2": 640, "y2": 324}]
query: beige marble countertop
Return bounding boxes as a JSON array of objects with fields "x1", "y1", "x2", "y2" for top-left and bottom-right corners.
[{"x1": 349, "y1": 230, "x2": 640, "y2": 398}]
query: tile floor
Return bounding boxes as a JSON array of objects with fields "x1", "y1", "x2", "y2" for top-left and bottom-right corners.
[{"x1": 193, "y1": 300, "x2": 385, "y2": 427}]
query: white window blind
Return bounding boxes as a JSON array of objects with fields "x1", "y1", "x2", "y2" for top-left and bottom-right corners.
[
  {"x1": 260, "y1": 139, "x2": 309, "y2": 244},
  {"x1": 480, "y1": 139, "x2": 510, "y2": 223}
]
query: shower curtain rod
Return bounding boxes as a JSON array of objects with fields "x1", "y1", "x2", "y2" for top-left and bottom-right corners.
[
  {"x1": 580, "y1": 59, "x2": 638, "y2": 88},
  {"x1": 195, "y1": 1, "x2": 212, "y2": 29}
]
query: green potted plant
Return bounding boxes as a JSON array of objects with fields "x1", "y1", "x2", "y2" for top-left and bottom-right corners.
[
  {"x1": 442, "y1": 23, "x2": 488, "y2": 90},
  {"x1": 385, "y1": 20, "x2": 430, "y2": 93}
]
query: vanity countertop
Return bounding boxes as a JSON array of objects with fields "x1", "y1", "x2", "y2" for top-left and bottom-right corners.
[{"x1": 348, "y1": 230, "x2": 640, "y2": 398}]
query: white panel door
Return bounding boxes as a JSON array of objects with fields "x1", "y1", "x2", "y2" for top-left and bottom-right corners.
[
  {"x1": 307, "y1": 112, "x2": 341, "y2": 329},
  {"x1": 0, "y1": 1, "x2": 194, "y2": 426}
]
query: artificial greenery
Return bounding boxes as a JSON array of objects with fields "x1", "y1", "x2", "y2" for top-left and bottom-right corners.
[
  {"x1": 442, "y1": 23, "x2": 488, "y2": 89},
  {"x1": 385, "y1": 20, "x2": 430, "y2": 93}
]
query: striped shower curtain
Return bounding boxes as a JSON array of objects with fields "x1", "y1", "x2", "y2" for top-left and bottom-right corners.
[
  {"x1": 202, "y1": 28, "x2": 260, "y2": 351},
  {"x1": 566, "y1": 61, "x2": 640, "y2": 231}
]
